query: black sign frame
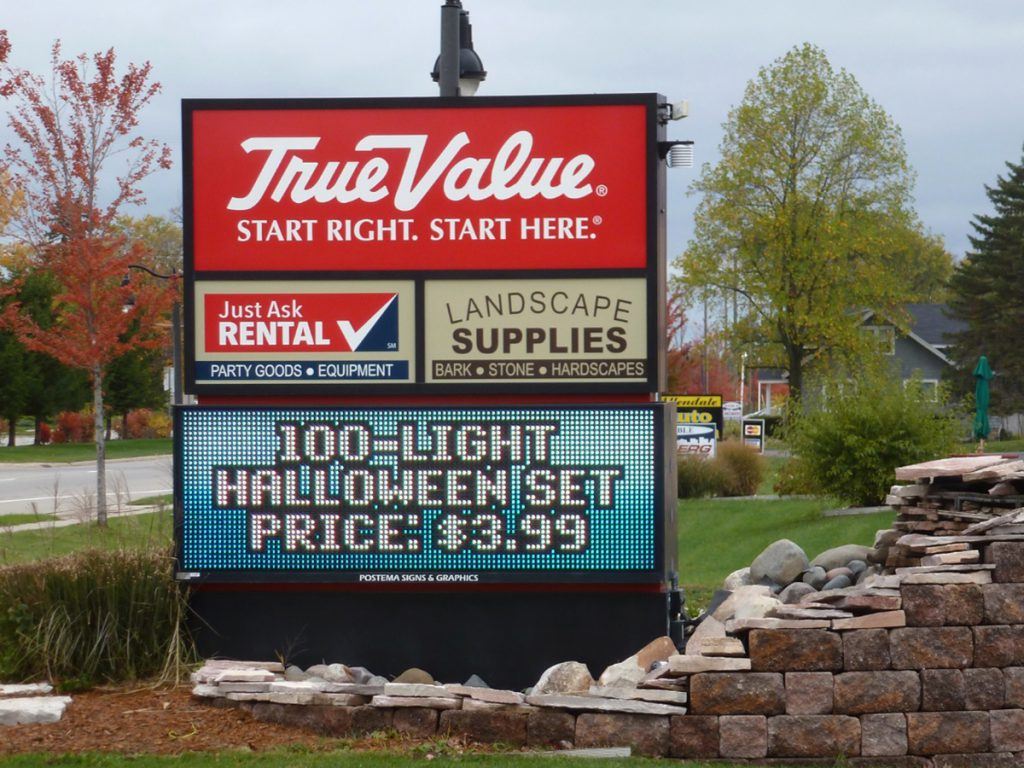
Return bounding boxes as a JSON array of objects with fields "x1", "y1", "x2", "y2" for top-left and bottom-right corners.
[{"x1": 181, "y1": 93, "x2": 667, "y2": 396}]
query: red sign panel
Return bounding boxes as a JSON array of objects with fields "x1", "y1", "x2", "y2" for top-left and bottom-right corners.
[
  {"x1": 203, "y1": 292, "x2": 399, "y2": 353},
  {"x1": 188, "y1": 99, "x2": 650, "y2": 272}
]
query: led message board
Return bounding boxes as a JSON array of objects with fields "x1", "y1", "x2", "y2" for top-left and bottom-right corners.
[
  {"x1": 174, "y1": 405, "x2": 674, "y2": 584},
  {"x1": 182, "y1": 94, "x2": 666, "y2": 395}
]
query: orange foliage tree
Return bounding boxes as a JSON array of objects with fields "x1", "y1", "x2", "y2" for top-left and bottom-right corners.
[{"x1": 0, "y1": 32, "x2": 173, "y2": 525}]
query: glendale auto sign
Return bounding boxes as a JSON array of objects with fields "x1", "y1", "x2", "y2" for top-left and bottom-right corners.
[{"x1": 183, "y1": 95, "x2": 665, "y2": 394}]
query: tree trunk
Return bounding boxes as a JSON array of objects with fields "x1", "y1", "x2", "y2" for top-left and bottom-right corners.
[
  {"x1": 105, "y1": 413, "x2": 112, "y2": 441},
  {"x1": 93, "y1": 364, "x2": 108, "y2": 527},
  {"x1": 6, "y1": 418, "x2": 14, "y2": 448},
  {"x1": 34, "y1": 416, "x2": 41, "y2": 445},
  {"x1": 122, "y1": 412, "x2": 129, "y2": 441},
  {"x1": 787, "y1": 344, "x2": 804, "y2": 403}
]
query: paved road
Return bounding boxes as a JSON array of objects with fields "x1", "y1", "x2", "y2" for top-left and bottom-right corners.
[{"x1": 0, "y1": 456, "x2": 172, "y2": 519}]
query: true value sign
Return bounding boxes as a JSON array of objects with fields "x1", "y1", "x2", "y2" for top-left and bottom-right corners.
[{"x1": 183, "y1": 94, "x2": 666, "y2": 395}]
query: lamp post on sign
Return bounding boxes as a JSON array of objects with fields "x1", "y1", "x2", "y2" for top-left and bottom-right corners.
[
  {"x1": 123, "y1": 264, "x2": 182, "y2": 407},
  {"x1": 431, "y1": 0, "x2": 487, "y2": 97}
]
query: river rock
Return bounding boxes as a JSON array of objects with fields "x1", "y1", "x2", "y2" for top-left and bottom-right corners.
[
  {"x1": 534, "y1": 661, "x2": 594, "y2": 694},
  {"x1": 822, "y1": 574, "x2": 852, "y2": 590},
  {"x1": 802, "y1": 567, "x2": 827, "y2": 589},
  {"x1": 750, "y1": 540, "x2": 809, "y2": 587},
  {"x1": 779, "y1": 582, "x2": 816, "y2": 605},
  {"x1": 811, "y1": 545, "x2": 873, "y2": 571},
  {"x1": 848, "y1": 559, "x2": 867, "y2": 575},
  {"x1": 723, "y1": 567, "x2": 752, "y2": 590}
]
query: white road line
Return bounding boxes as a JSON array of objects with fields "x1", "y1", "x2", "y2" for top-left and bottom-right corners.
[{"x1": 0, "y1": 488, "x2": 172, "y2": 505}]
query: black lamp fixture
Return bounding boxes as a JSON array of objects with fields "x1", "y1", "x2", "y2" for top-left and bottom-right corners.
[{"x1": 431, "y1": 1, "x2": 486, "y2": 97}]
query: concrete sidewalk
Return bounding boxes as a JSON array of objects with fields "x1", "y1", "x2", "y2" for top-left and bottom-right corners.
[{"x1": 0, "y1": 504, "x2": 166, "y2": 534}]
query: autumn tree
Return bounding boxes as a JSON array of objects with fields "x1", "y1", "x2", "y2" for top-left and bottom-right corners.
[
  {"x1": 676, "y1": 43, "x2": 930, "y2": 398},
  {"x1": 949, "y1": 149, "x2": 1024, "y2": 416},
  {"x1": 0, "y1": 32, "x2": 172, "y2": 524}
]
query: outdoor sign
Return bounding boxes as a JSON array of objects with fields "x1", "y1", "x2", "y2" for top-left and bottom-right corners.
[
  {"x1": 663, "y1": 394, "x2": 724, "y2": 439},
  {"x1": 174, "y1": 404, "x2": 676, "y2": 584},
  {"x1": 193, "y1": 280, "x2": 415, "y2": 386},
  {"x1": 424, "y1": 277, "x2": 648, "y2": 384},
  {"x1": 723, "y1": 400, "x2": 743, "y2": 421},
  {"x1": 675, "y1": 423, "x2": 716, "y2": 458},
  {"x1": 182, "y1": 94, "x2": 665, "y2": 395},
  {"x1": 742, "y1": 419, "x2": 766, "y2": 454}
]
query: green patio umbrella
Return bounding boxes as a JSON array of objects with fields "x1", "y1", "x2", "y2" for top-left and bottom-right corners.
[{"x1": 973, "y1": 355, "x2": 993, "y2": 446}]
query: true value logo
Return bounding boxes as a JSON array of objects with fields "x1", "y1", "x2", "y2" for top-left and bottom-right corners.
[{"x1": 226, "y1": 131, "x2": 597, "y2": 212}]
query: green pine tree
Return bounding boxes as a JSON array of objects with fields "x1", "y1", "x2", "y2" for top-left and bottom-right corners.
[{"x1": 949, "y1": 149, "x2": 1024, "y2": 416}]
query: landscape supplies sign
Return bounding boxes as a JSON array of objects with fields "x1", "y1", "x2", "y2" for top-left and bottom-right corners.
[
  {"x1": 424, "y1": 278, "x2": 647, "y2": 384},
  {"x1": 174, "y1": 405, "x2": 674, "y2": 584},
  {"x1": 183, "y1": 94, "x2": 664, "y2": 394}
]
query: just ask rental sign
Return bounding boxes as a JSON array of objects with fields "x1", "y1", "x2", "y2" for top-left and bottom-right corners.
[{"x1": 185, "y1": 97, "x2": 653, "y2": 273}]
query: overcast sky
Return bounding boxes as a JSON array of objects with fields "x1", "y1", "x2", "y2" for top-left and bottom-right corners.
[{"x1": 3, "y1": 0, "x2": 1023, "y2": 264}]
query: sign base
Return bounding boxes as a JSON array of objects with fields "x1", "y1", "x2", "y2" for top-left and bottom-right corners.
[{"x1": 189, "y1": 587, "x2": 670, "y2": 690}]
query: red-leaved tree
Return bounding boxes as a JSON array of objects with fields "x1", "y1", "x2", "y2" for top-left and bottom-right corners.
[{"x1": 0, "y1": 32, "x2": 173, "y2": 525}]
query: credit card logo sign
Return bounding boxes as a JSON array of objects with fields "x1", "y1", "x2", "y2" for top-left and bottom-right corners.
[{"x1": 204, "y1": 293, "x2": 399, "y2": 353}]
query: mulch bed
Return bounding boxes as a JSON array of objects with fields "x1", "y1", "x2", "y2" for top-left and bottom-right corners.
[{"x1": 0, "y1": 685, "x2": 358, "y2": 755}]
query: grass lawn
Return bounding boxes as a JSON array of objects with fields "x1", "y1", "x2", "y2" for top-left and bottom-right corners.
[
  {"x1": 0, "y1": 753, "x2": 770, "y2": 768},
  {"x1": 0, "y1": 512, "x2": 55, "y2": 527},
  {"x1": 981, "y1": 438, "x2": 1024, "y2": 453},
  {"x1": 677, "y1": 496, "x2": 894, "y2": 613},
  {"x1": 0, "y1": 438, "x2": 171, "y2": 463},
  {"x1": 0, "y1": 510, "x2": 172, "y2": 566}
]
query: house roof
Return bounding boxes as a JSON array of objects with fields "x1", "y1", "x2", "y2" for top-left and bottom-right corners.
[
  {"x1": 860, "y1": 303, "x2": 966, "y2": 367},
  {"x1": 904, "y1": 303, "x2": 966, "y2": 348}
]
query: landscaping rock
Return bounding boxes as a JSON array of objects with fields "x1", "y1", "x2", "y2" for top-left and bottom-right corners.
[
  {"x1": 802, "y1": 567, "x2": 828, "y2": 589},
  {"x1": 750, "y1": 539, "x2": 809, "y2": 587},
  {"x1": 811, "y1": 544, "x2": 875, "y2": 571},
  {"x1": 283, "y1": 665, "x2": 308, "y2": 682},
  {"x1": 822, "y1": 574, "x2": 853, "y2": 590},
  {"x1": 597, "y1": 636, "x2": 676, "y2": 687},
  {"x1": 779, "y1": 582, "x2": 816, "y2": 605},
  {"x1": 393, "y1": 668, "x2": 435, "y2": 685},
  {"x1": 848, "y1": 559, "x2": 868, "y2": 575},
  {"x1": 684, "y1": 614, "x2": 726, "y2": 655},
  {"x1": 825, "y1": 566, "x2": 854, "y2": 581},
  {"x1": 533, "y1": 661, "x2": 593, "y2": 695},
  {"x1": 0, "y1": 696, "x2": 73, "y2": 726},
  {"x1": 463, "y1": 674, "x2": 489, "y2": 688},
  {"x1": 723, "y1": 567, "x2": 752, "y2": 590}
]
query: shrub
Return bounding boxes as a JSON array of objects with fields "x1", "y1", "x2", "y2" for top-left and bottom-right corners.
[
  {"x1": 677, "y1": 456, "x2": 728, "y2": 498},
  {"x1": 125, "y1": 408, "x2": 172, "y2": 439},
  {"x1": 37, "y1": 422, "x2": 51, "y2": 444},
  {"x1": 786, "y1": 371, "x2": 959, "y2": 505},
  {"x1": 51, "y1": 410, "x2": 94, "y2": 444},
  {"x1": 773, "y1": 455, "x2": 821, "y2": 496},
  {"x1": 714, "y1": 441, "x2": 766, "y2": 496},
  {"x1": 0, "y1": 548, "x2": 193, "y2": 687}
]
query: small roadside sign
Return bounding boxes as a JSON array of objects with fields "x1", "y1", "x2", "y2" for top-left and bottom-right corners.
[{"x1": 742, "y1": 419, "x2": 765, "y2": 454}]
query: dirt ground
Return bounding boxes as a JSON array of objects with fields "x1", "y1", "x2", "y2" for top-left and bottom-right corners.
[{"x1": 0, "y1": 685, "x2": 360, "y2": 755}]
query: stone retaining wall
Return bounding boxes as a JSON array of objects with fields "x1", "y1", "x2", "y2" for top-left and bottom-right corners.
[{"x1": 200, "y1": 538, "x2": 1024, "y2": 766}]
